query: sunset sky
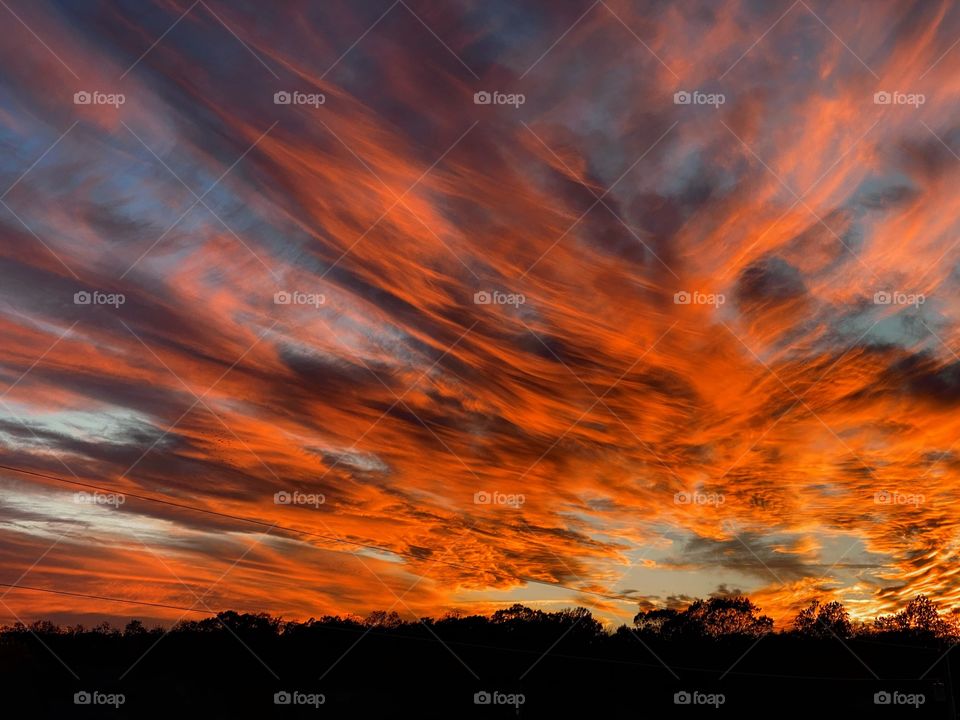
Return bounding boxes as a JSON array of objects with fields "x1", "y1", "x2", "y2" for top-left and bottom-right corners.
[{"x1": 2, "y1": 0, "x2": 960, "y2": 630}]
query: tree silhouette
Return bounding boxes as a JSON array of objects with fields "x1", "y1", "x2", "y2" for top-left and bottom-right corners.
[
  {"x1": 874, "y1": 595, "x2": 951, "y2": 637},
  {"x1": 632, "y1": 607, "x2": 680, "y2": 636},
  {"x1": 124, "y1": 619, "x2": 147, "y2": 636},
  {"x1": 491, "y1": 603, "x2": 545, "y2": 624},
  {"x1": 2, "y1": 597, "x2": 959, "y2": 717},
  {"x1": 793, "y1": 600, "x2": 853, "y2": 638},
  {"x1": 363, "y1": 610, "x2": 404, "y2": 628},
  {"x1": 685, "y1": 596, "x2": 773, "y2": 637},
  {"x1": 634, "y1": 596, "x2": 772, "y2": 638}
]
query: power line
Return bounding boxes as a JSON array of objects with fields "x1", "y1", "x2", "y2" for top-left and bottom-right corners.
[
  {"x1": 0, "y1": 582, "x2": 211, "y2": 614},
  {"x1": 0, "y1": 463, "x2": 639, "y2": 608}
]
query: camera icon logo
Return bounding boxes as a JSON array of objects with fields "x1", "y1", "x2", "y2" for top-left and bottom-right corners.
[
  {"x1": 873, "y1": 291, "x2": 891, "y2": 304},
  {"x1": 474, "y1": 691, "x2": 492, "y2": 705},
  {"x1": 74, "y1": 291, "x2": 91, "y2": 305},
  {"x1": 73, "y1": 91, "x2": 92, "y2": 105},
  {"x1": 274, "y1": 491, "x2": 292, "y2": 505},
  {"x1": 674, "y1": 691, "x2": 692, "y2": 705},
  {"x1": 874, "y1": 691, "x2": 891, "y2": 705},
  {"x1": 274, "y1": 691, "x2": 292, "y2": 705},
  {"x1": 673, "y1": 491, "x2": 691, "y2": 505},
  {"x1": 274, "y1": 291, "x2": 292, "y2": 305},
  {"x1": 474, "y1": 91, "x2": 491, "y2": 105},
  {"x1": 274, "y1": 91, "x2": 292, "y2": 105},
  {"x1": 673, "y1": 91, "x2": 691, "y2": 105},
  {"x1": 473, "y1": 291, "x2": 492, "y2": 304},
  {"x1": 74, "y1": 691, "x2": 92, "y2": 705},
  {"x1": 473, "y1": 491, "x2": 491, "y2": 505},
  {"x1": 674, "y1": 291, "x2": 691, "y2": 304},
  {"x1": 874, "y1": 91, "x2": 891, "y2": 105}
]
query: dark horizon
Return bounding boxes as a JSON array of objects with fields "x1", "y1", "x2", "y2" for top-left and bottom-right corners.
[{"x1": 4, "y1": 595, "x2": 956, "y2": 717}]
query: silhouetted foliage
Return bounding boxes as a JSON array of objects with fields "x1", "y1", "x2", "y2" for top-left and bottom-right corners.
[
  {"x1": 793, "y1": 600, "x2": 853, "y2": 638},
  {"x1": 874, "y1": 595, "x2": 952, "y2": 638},
  {"x1": 364, "y1": 610, "x2": 404, "y2": 628},
  {"x1": 3, "y1": 598, "x2": 958, "y2": 717},
  {"x1": 631, "y1": 607, "x2": 678, "y2": 635},
  {"x1": 123, "y1": 619, "x2": 147, "y2": 636},
  {"x1": 633, "y1": 596, "x2": 773, "y2": 638}
]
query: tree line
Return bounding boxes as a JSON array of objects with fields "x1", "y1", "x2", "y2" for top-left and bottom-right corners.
[
  {"x1": 5, "y1": 593, "x2": 959, "y2": 642},
  {"x1": 3, "y1": 595, "x2": 957, "y2": 717}
]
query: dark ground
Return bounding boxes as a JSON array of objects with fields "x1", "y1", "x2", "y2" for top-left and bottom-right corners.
[{"x1": 1, "y1": 609, "x2": 956, "y2": 718}]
